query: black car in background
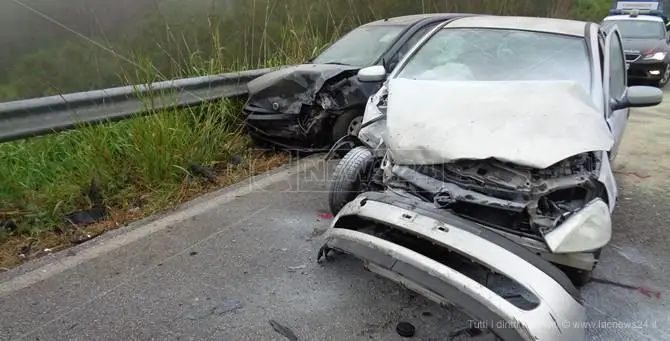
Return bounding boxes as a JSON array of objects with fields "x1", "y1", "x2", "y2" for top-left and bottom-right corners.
[
  {"x1": 242, "y1": 13, "x2": 474, "y2": 151},
  {"x1": 602, "y1": 11, "x2": 670, "y2": 87}
]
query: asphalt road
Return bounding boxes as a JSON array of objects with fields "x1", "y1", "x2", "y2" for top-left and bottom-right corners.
[{"x1": 0, "y1": 90, "x2": 669, "y2": 341}]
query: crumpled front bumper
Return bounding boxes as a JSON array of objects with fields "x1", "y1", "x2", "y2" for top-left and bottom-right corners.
[
  {"x1": 320, "y1": 191, "x2": 586, "y2": 341},
  {"x1": 243, "y1": 107, "x2": 302, "y2": 140}
]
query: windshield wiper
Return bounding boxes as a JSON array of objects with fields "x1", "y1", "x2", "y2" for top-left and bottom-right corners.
[{"x1": 322, "y1": 61, "x2": 350, "y2": 65}]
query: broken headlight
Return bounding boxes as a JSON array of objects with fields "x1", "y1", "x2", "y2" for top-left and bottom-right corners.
[
  {"x1": 544, "y1": 198, "x2": 611, "y2": 254},
  {"x1": 319, "y1": 92, "x2": 336, "y2": 110}
]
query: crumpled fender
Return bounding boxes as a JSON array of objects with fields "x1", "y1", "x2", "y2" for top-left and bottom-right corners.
[
  {"x1": 245, "y1": 63, "x2": 379, "y2": 115},
  {"x1": 246, "y1": 64, "x2": 359, "y2": 114}
]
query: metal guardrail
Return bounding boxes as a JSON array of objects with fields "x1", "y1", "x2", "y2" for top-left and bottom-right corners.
[{"x1": 0, "y1": 67, "x2": 278, "y2": 143}]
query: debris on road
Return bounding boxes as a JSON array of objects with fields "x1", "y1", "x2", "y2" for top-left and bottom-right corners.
[
  {"x1": 269, "y1": 319, "x2": 298, "y2": 341},
  {"x1": 287, "y1": 264, "x2": 306, "y2": 272},
  {"x1": 396, "y1": 321, "x2": 416, "y2": 337},
  {"x1": 185, "y1": 299, "x2": 244, "y2": 320}
]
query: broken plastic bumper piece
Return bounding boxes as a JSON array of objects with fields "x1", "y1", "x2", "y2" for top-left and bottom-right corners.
[{"x1": 320, "y1": 191, "x2": 586, "y2": 341}]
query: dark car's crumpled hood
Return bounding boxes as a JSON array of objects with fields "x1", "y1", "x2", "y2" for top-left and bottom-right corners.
[
  {"x1": 245, "y1": 63, "x2": 360, "y2": 114},
  {"x1": 622, "y1": 38, "x2": 668, "y2": 54}
]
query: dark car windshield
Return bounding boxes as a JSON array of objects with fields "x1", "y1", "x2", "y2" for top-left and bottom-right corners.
[
  {"x1": 601, "y1": 20, "x2": 665, "y2": 39},
  {"x1": 311, "y1": 25, "x2": 404, "y2": 67},
  {"x1": 396, "y1": 28, "x2": 592, "y2": 92}
]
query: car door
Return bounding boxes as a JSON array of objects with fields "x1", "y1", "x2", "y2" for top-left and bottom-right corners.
[{"x1": 603, "y1": 27, "x2": 629, "y2": 161}]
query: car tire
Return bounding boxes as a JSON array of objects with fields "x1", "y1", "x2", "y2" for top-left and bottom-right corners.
[
  {"x1": 331, "y1": 110, "x2": 364, "y2": 144},
  {"x1": 328, "y1": 146, "x2": 376, "y2": 215},
  {"x1": 656, "y1": 63, "x2": 670, "y2": 88}
]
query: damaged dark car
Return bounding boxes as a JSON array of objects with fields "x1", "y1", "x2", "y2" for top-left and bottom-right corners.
[{"x1": 242, "y1": 13, "x2": 474, "y2": 152}]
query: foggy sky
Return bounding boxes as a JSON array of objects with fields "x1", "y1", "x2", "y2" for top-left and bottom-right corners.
[{"x1": 0, "y1": 0, "x2": 234, "y2": 74}]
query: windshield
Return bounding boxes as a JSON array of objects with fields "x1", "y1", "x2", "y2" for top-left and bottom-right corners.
[
  {"x1": 311, "y1": 25, "x2": 404, "y2": 67},
  {"x1": 601, "y1": 20, "x2": 665, "y2": 39},
  {"x1": 395, "y1": 28, "x2": 592, "y2": 91}
]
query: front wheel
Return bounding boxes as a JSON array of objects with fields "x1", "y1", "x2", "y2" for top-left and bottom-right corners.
[
  {"x1": 328, "y1": 146, "x2": 376, "y2": 215},
  {"x1": 331, "y1": 110, "x2": 363, "y2": 142},
  {"x1": 330, "y1": 110, "x2": 364, "y2": 158},
  {"x1": 656, "y1": 63, "x2": 670, "y2": 88}
]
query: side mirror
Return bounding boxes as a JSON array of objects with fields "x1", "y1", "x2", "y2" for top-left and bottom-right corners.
[
  {"x1": 357, "y1": 65, "x2": 387, "y2": 82},
  {"x1": 611, "y1": 86, "x2": 663, "y2": 110}
]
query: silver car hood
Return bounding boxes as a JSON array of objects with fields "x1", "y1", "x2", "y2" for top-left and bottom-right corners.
[{"x1": 383, "y1": 78, "x2": 614, "y2": 169}]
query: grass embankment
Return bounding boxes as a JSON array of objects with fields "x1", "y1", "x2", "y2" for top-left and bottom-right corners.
[
  {"x1": 0, "y1": 0, "x2": 613, "y2": 269},
  {"x1": 0, "y1": 99, "x2": 288, "y2": 268}
]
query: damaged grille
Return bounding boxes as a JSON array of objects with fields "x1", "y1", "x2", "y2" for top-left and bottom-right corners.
[{"x1": 395, "y1": 153, "x2": 601, "y2": 238}]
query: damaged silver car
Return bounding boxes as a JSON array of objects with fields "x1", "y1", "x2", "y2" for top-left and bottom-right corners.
[{"x1": 318, "y1": 15, "x2": 663, "y2": 340}]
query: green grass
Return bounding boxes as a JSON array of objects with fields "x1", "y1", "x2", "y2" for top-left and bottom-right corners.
[{"x1": 0, "y1": 99, "x2": 250, "y2": 237}]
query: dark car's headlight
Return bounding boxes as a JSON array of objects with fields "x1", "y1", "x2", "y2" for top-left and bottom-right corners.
[{"x1": 644, "y1": 51, "x2": 667, "y2": 61}]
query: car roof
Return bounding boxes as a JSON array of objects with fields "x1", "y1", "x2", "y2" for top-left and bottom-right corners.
[
  {"x1": 362, "y1": 13, "x2": 473, "y2": 27},
  {"x1": 445, "y1": 15, "x2": 589, "y2": 37},
  {"x1": 603, "y1": 14, "x2": 665, "y2": 22}
]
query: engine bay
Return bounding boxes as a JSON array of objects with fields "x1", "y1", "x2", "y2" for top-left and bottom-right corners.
[{"x1": 385, "y1": 152, "x2": 607, "y2": 239}]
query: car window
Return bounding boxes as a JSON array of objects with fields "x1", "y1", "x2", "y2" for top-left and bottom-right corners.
[
  {"x1": 608, "y1": 32, "x2": 627, "y2": 99},
  {"x1": 388, "y1": 22, "x2": 440, "y2": 70},
  {"x1": 311, "y1": 25, "x2": 404, "y2": 67},
  {"x1": 601, "y1": 20, "x2": 665, "y2": 39},
  {"x1": 395, "y1": 28, "x2": 592, "y2": 92}
]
